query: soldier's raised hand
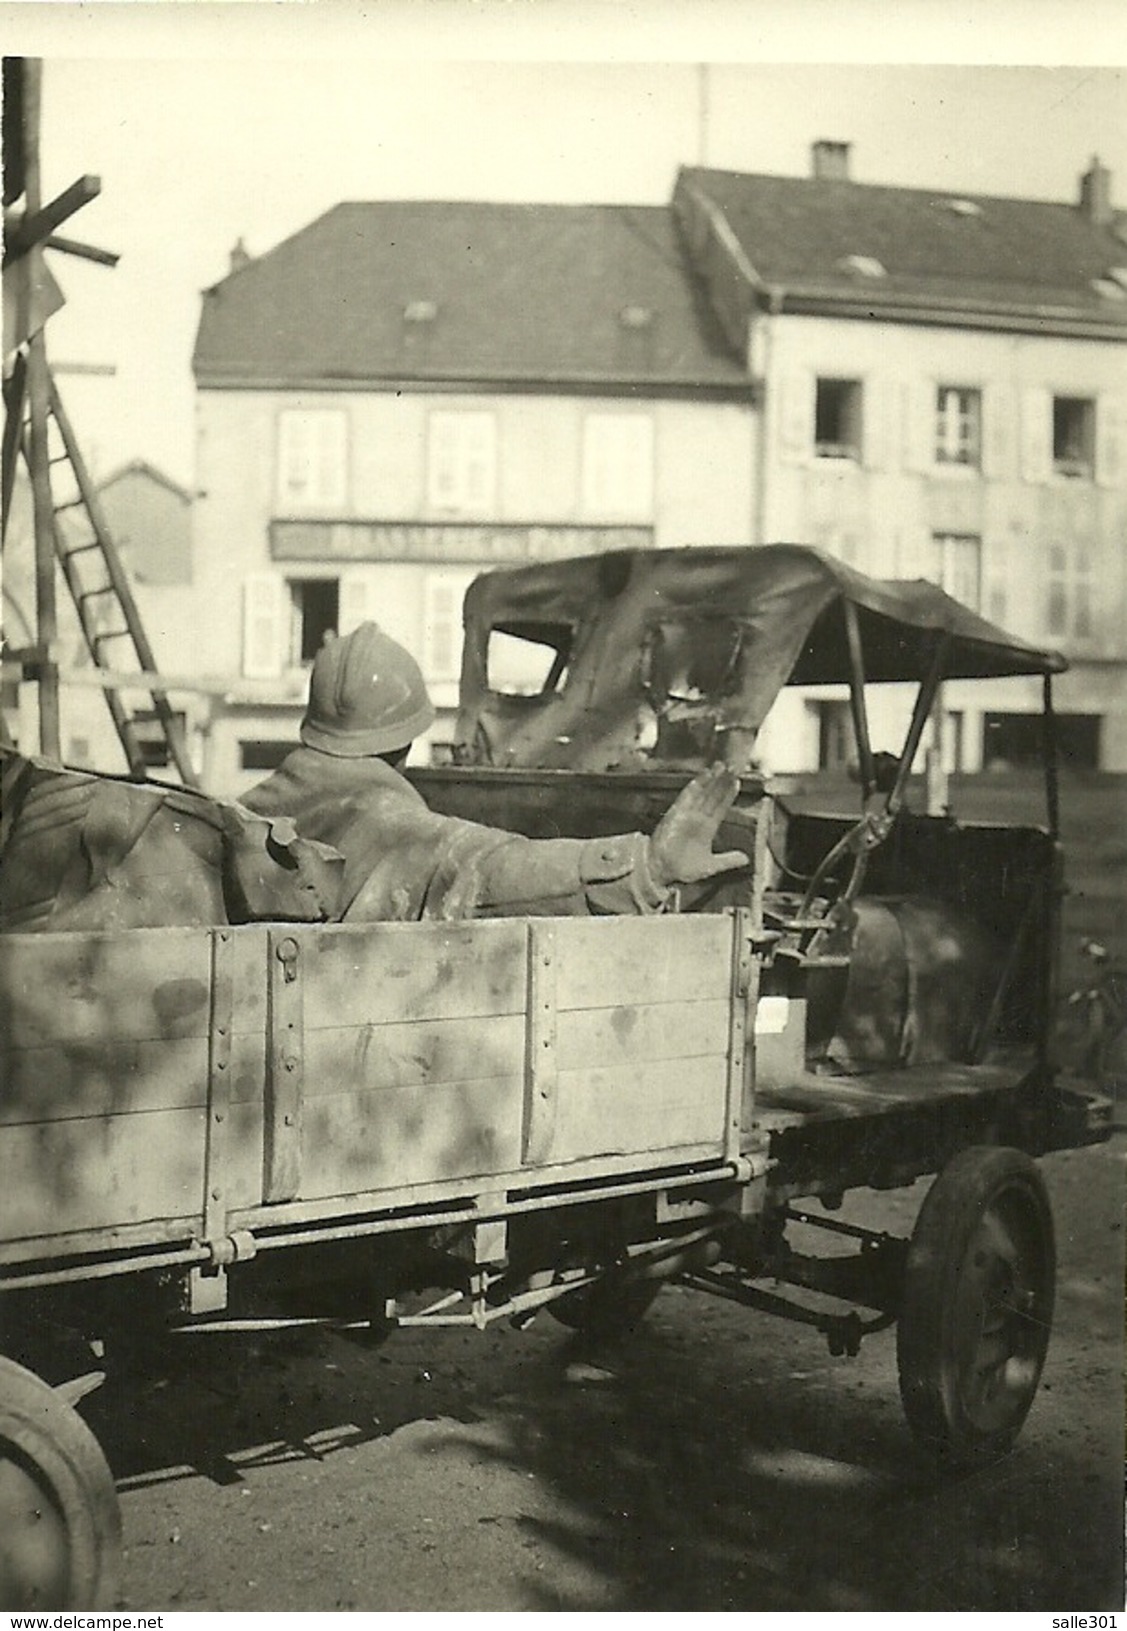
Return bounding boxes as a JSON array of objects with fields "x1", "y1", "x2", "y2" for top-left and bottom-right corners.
[{"x1": 648, "y1": 763, "x2": 749, "y2": 888}]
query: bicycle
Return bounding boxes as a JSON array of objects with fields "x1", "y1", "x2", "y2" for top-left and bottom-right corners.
[{"x1": 1061, "y1": 938, "x2": 1127, "y2": 1115}]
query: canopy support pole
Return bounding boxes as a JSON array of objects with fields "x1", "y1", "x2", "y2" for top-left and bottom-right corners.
[
  {"x1": 843, "y1": 601, "x2": 874, "y2": 800},
  {"x1": 888, "y1": 634, "x2": 949, "y2": 818},
  {"x1": 1042, "y1": 673, "x2": 1060, "y2": 839}
]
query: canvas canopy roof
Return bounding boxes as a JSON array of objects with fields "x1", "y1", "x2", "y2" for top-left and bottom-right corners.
[{"x1": 457, "y1": 545, "x2": 1066, "y2": 771}]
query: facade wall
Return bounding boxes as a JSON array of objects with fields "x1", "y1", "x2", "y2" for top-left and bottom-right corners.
[
  {"x1": 2, "y1": 472, "x2": 206, "y2": 778},
  {"x1": 192, "y1": 386, "x2": 756, "y2": 796},
  {"x1": 752, "y1": 315, "x2": 1127, "y2": 772},
  {"x1": 100, "y1": 470, "x2": 193, "y2": 587}
]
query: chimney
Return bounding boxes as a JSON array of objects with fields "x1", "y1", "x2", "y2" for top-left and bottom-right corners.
[
  {"x1": 229, "y1": 237, "x2": 251, "y2": 273},
  {"x1": 1079, "y1": 156, "x2": 1112, "y2": 226},
  {"x1": 812, "y1": 140, "x2": 851, "y2": 181}
]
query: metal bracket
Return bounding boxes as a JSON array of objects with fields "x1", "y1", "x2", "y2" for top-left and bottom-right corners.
[
  {"x1": 726, "y1": 907, "x2": 757, "y2": 1160},
  {"x1": 265, "y1": 931, "x2": 304, "y2": 1202},
  {"x1": 522, "y1": 922, "x2": 557, "y2": 1165},
  {"x1": 203, "y1": 928, "x2": 235, "y2": 1249},
  {"x1": 206, "y1": 1229, "x2": 258, "y2": 1269},
  {"x1": 447, "y1": 1192, "x2": 509, "y2": 1269},
  {"x1": 187, "y1": 1264, "x2": 229, "y2": 1315}
]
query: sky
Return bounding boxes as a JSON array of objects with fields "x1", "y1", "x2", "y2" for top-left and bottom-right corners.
[{"x1": 5, "y1": 0, "x2": 1127, "y2": 487}]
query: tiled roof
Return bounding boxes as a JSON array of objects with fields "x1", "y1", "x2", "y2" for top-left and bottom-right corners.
[
  {"x1": 676, "y1": 166, "x2": 1127, "y2": 335},
  {"x1": 99, "y1": 460, "x2": 192, "y2": 503},
  {"x1": 192, "y1": 201, "x2": 750, "y2": 391}
]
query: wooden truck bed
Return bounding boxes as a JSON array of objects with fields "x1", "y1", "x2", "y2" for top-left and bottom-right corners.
[
  {"x1": 0, "y1": 913, "x2": 750, "y2": 1271},
  {"x1": 1, "y1": 909, "x2": 1106, "y2": 1283}
]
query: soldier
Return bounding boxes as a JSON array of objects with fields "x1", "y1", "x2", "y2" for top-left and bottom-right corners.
[{"x1": 242, "y1": 621, "x2": 748, "y2": 922}]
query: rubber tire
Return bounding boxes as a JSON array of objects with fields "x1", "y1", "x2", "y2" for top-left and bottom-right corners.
[
  {"x1": 548, "y1": 1275, "x2": 661, "y2": 1338},
  {"x1": 0, "y1": 1357, "x2": 122, "y2": 1609},
  {"x1": 897, "y1": 1146, "x2": 1055, "y2": 1468}
]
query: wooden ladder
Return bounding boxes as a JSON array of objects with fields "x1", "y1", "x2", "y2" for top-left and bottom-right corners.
[{"x1": 11, "y1": 368, "x2": 200, "y2": 787}]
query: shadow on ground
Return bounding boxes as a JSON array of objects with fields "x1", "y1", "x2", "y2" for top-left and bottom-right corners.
[{"x1": 84, "y1": 1142, "x2": 1124, "y2": 1612}]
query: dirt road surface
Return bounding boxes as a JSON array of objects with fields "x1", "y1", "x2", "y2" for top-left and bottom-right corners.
[{"x1": 88, "y1": 1134, "x2": 1123, "y2": 1613}]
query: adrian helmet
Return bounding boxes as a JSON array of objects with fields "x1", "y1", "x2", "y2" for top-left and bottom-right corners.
[{"x1": 300, "y1": 622, "x2": 436, "y2": 757}]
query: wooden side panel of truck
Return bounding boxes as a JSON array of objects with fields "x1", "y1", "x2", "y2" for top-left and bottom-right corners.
[{"x1": 0, "y1": 912, "x2": 751, "y2": 1265}]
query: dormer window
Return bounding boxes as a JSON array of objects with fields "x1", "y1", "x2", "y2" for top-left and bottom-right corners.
[{"x1": 838, "y1": 254, "x2": 886, "y2": 279}]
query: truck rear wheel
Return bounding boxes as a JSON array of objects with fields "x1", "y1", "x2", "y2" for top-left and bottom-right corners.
[
  {"x1": 896, "y1": 1146, "x2": 1055, "y2": 1467},
  {"x1": 0, "y1": 1357, "x2": 121, "y2": 1609}
]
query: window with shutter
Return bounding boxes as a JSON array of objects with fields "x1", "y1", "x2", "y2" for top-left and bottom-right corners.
[
  {"x1": 276, "y1": 410, "x2": 348, "y2": 508},
  {"x1": 814, "y1": 378, "x2": 862, "y2": 461},
  {"x1": 927, "y1": 533, "x2": 981, "y2": 611},
  {"x1": 422, "y1": 570, "x2": 479, "y2": 683},
  {"x1": 427, "y1": 412, "x2": 497, "y2": 513},
  {"x1": 1045, "y1": 543, "x2": 1095, "y2": 640},
  {"x1": 1052, "y1": 396, "x2": 1095, "y2": 479},
  {"x1": 935, "y1": 386, "x2": 982, "y2": 468},
  {"x1": 242, "y1": 573, "x2": 284, "y2": 679},
  {"x1": 581, "y1": 414, "x2": 654, "y2": 517},
  {"x1": 287, "y1": 578, "x2": 340, "y2": 664}
]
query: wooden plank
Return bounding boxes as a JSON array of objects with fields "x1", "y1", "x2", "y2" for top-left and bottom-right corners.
[
  {"x1": 0, "y1": 1036, "x2": 209, "y2": 1125},
  {"x1": 0, "y1": 1213, "x2": 201, "y2": 1269},
  {"x1": 755, "y1": 1062, "x2": 1029, "y2": 1122},
  {"x1": 298, "y1": 1074, "x2": 524, "y2": 1198},
  {"x1": 552, "y1": 915, "x2": 733, "y2": 1011},
  {"x1": 554, "y1": 999, "x2": 730, "y2": 1073},
  {"x1": 302, "y1": 1013, "x2": 526, "y2": 1098},
  {"x1": 0, "y1": 928, "x2": 213, "y2": 1048},
  {"x1": 0, "y1": 1106, "x2": 206, "y2": 1241},
  {"x1": 546, "y1": 1056, "x2": 729, "y2": 1164},
  {"x1": 301, "y1": 919, "x2": 528, "y2": 1028}
]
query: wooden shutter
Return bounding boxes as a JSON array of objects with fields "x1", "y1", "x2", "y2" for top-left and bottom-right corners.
[
  {"x1": 314, "y1": 413, "x2": 348, "y2": 506},
  {"x1": 427, "y1": 413, "x2": 458, "y2": 509},
  {"x1": 276, "y1": 412, "x2": 312, "y2": 506},
  {"x1": 338, "y1": 570, "x2": 374, "y2": 637},
  {"x1": 242, "y1": 573, "x2": 284, "y2": 679},
  {"x1": 422, "y1": 571, "x2": 477, "y2": 682},
  {"x1": 862, "y1": 376, "x2": 893, "y2": 471},
  {"x1": 903, "y1": 379, "x2": 935, "y2": 474},
  {"x1": 463, "y1": 413, "x2": 497, "y2": 511},
  {"x1": 982, "y1": 385, "x2": 1014, "y2": 480},
  {"x1": 1020, "y1": 388, "x2": 1052, "y2": 484},
  {"x1": 1095, "y1": 393, "x2": 1125, "y2": 489},
  {"x1": 777, "y1": 370, "x2": 814, "y2": 463}
]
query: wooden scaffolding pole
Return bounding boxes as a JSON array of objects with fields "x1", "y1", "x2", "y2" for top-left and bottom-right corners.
[{"x1": 19, "y1": 60, "x2": 61, "y2": 758}]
